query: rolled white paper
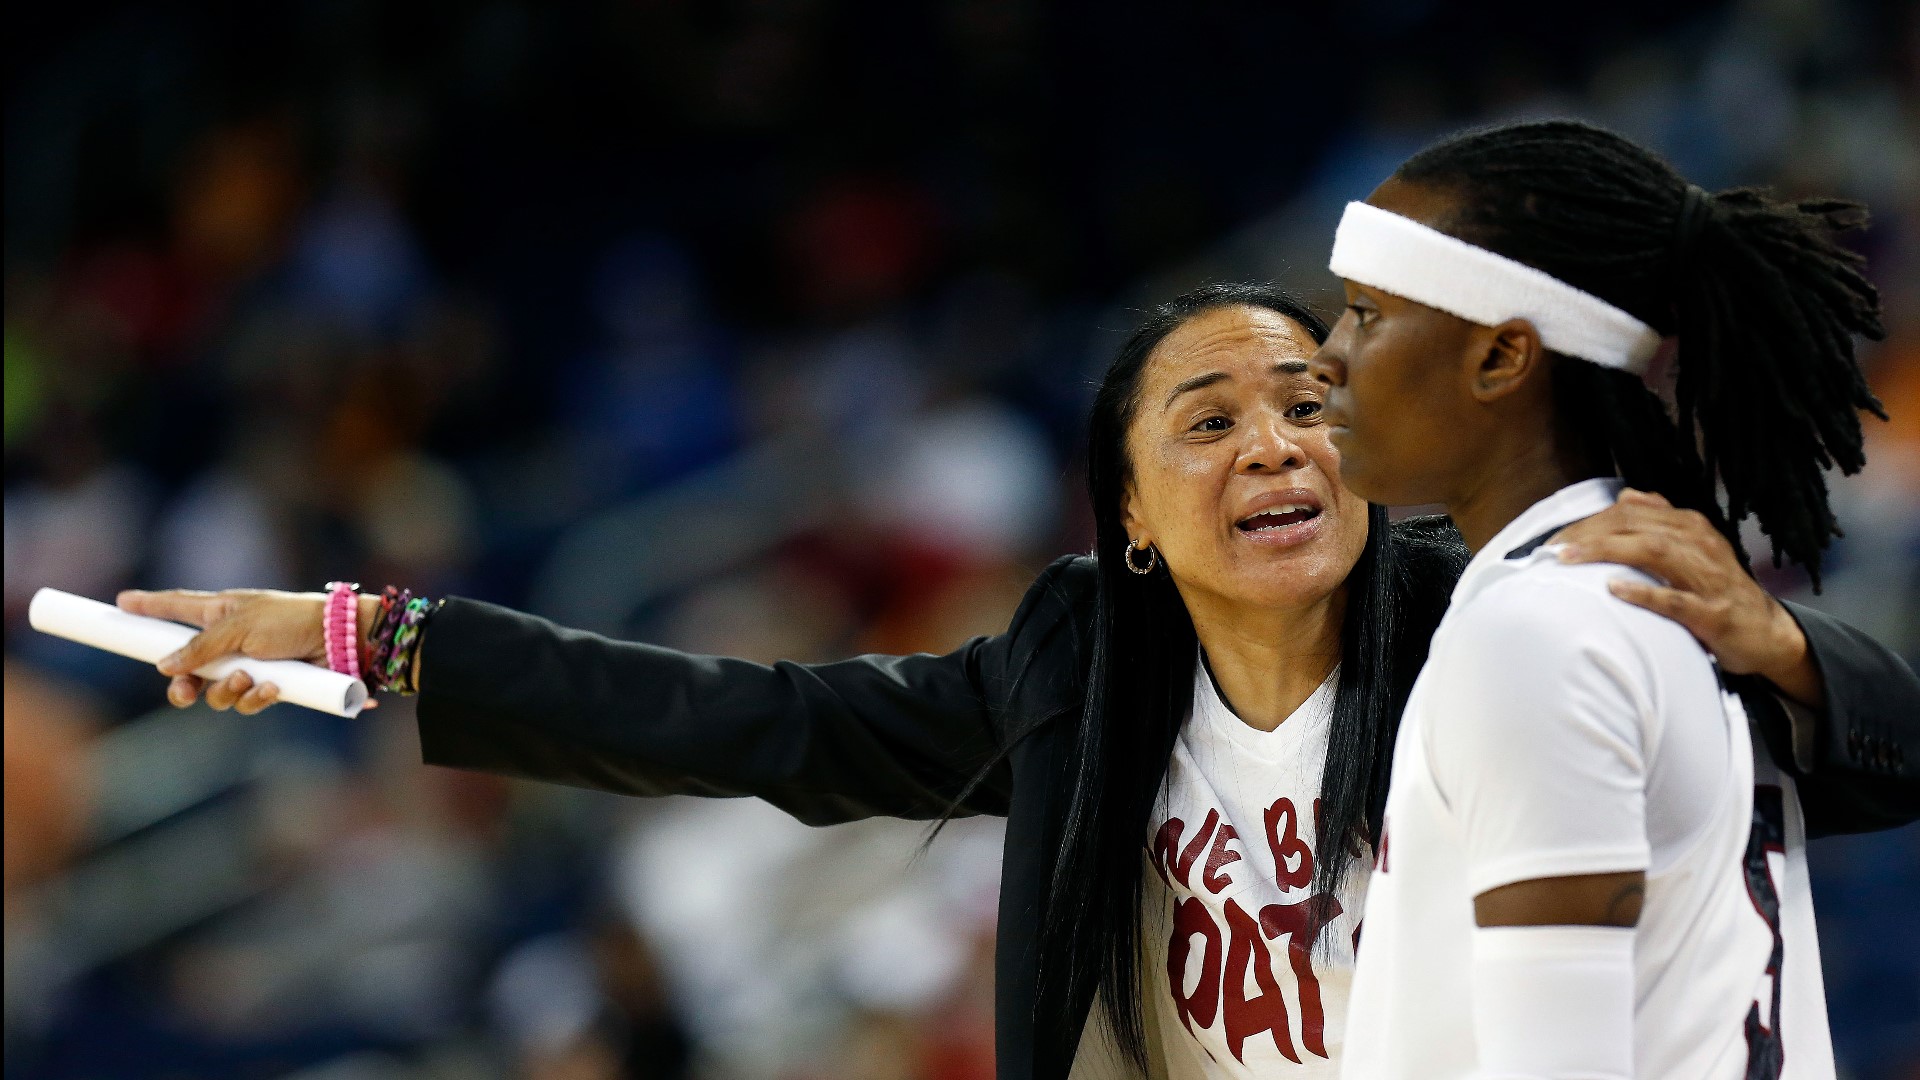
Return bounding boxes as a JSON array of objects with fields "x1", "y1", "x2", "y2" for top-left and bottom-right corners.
[{"x1": 28, "y1": 588, "x2": 368, "y2": 718}]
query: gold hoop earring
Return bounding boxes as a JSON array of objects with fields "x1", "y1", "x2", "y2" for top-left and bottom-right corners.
[{"x1": 1124, "y1": 541, "x2": 1158, "y2": 575}]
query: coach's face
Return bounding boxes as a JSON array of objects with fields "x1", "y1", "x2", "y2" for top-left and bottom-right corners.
[{"x1": 1121, "y1": 305, "x2": 1370, "y2": 616}]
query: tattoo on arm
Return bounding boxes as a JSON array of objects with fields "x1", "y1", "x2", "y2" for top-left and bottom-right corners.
[{"x1": 1602, "y1": 881, "x2": 1645, "y2": 926}]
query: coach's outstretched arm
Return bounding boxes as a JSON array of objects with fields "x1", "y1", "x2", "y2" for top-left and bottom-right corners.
[
  {"x1": 119, "y1": 504, "x2": 1916, "y2": 833},
  {"x1": 119, "y1": 556, "x2": 1090, "y2": 827}
]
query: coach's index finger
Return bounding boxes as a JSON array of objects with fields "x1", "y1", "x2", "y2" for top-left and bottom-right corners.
[
  {"x1": 1557, "y1": 530, "x2": 1673, "y2": 575},
  {"x1": 117, "y1": 589, "x2": 232, "y2": 629},
  {"x1": 1615, "y1": 487, "x2": 1672, "y2": 509}
]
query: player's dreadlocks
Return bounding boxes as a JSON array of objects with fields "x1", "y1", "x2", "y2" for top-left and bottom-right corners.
[{"x1": 1396, "y1": 119, "x2": 1885, "y2": 588}]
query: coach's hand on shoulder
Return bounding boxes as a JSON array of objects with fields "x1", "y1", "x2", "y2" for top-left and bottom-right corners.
[
  {"x1": 1553, "y1": 489, "x2": 1823, "y2": 708},
  {"x1": 114, "y1": 589, "x2": 379, "y2": 716}
]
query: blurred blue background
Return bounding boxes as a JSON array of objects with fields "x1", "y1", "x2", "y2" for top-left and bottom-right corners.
[{"x1": 5, "y1": 1, "x2": 1917, "y2": 1078}]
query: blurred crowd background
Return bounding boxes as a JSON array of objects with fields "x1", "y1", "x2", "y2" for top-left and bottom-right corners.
[{"x1": 5, "y1": 0, "x2": 1917, "y2": 1077}]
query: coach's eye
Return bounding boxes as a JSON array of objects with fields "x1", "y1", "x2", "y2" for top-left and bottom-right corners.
[
  {"x1": 1286, "y1": 400, "x2": 1323, "y2": 422},
  {"x1": 1192, "y1": 415, "x2": 1232, "y2": 434}
]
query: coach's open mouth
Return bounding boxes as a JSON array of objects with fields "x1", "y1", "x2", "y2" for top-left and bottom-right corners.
[
  {"x1": 1236, "y1": 506, "x2": 1320, "y2": 532},
  {"x1": 1234, "y1": 490, "x2": 1324, "y2": 534}
]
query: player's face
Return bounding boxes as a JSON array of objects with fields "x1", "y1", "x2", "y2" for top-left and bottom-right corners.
[
  {"x1": 1309, "y1": 178, "x2": 1490, "y2": 508},
  {"x1": 1121, "y1": 305, "x2": 1370, "y2": 615}
]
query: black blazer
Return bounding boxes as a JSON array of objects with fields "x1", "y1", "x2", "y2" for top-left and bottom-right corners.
[{"x1": 414, "y1": 549, "x2": 1920, "y2": 1080}]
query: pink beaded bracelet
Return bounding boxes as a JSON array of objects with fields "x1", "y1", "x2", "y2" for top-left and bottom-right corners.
[{"x1": 323, "y1": 581, "x2": 361, "y2": 679}]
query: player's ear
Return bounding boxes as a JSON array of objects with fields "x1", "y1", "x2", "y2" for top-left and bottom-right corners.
[{"x1": 1470, "y1": 318, "x2": 1545, "y2": 404}]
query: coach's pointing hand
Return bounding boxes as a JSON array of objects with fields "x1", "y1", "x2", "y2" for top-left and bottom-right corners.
[
  {"x1": 1553, "y1": 489, "x2": 1823, "y2": 707},
  {"x1": 114, "y1": 589, "x2": 381, "y2": 715}
]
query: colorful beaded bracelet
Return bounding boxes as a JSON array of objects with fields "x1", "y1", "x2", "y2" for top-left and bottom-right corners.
[
  {"x1": 396, "y1": 599, "x2": 442, "y2": 694},
  {"x1": 382, "y1": 597, "x2": 434, "y2": 689},
  {"x1": 365, "y1": 586, "x2": 410, "y2": 685},
  {"x1": 356, "y1": 587, "x2": 440, "y2": 695}
]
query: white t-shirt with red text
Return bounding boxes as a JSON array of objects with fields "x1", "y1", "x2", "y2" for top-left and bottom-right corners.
[{"x1": 1140, "y1": 658, "x2": 1361, "y2": 1079}]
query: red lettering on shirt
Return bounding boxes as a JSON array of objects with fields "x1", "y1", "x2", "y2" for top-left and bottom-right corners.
[
  {"x1": 1169, "y1": 895, "x2": 1224, "y2": 1033},
  {"x1": 1150, "y1": 799, "x2": 1345, "y2": 1064},
  {"x1": 1264, "y1": 797, "x2": 1314, "y2": 889},
  {"x1": 1170, "y1": 808, "x2": 1220, "y2": 890},
  {"x1": 1150, "y1": 818, "x2": 1185, "y2": 886},
  {"x1": 1223, "y1": 898, "x2": 1300, "y2": 1063},
  {"x1": 1260, "y1": 894, "x2": 1345, "y2": 1059},
  {"x1": 1201, "y1": 825, "x2": 1242, "y2": 894}
]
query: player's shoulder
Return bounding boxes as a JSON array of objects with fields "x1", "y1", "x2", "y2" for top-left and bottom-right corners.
[{"x1": 1447, "y1": 552, "x2": 1694, "y2": 665}]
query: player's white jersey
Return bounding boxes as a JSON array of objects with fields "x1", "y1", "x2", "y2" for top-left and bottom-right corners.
[{"x1": 1341, "y1": 478, "x2": 1833, "y2": 1080}]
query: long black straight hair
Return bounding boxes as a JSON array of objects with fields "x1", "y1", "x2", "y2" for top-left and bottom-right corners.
[{"x1": 1029, "y1": 282, "x2": 1464, "y2": 1072}]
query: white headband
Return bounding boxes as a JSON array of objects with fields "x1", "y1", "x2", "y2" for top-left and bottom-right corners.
[{"x1": 1328, "y1": 201, "x2": 1662, "y2": 374}]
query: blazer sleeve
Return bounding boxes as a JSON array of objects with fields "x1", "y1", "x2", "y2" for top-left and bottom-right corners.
[
  {"x1": 1749, "y1": 601, "x2": 1920, "y2": 837},
  {"x1": 411, "y1": 555, "x2": 1088, "y2": 826}
]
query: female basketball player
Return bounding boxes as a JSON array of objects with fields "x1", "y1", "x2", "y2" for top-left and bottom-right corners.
[{"x1": 1310, "y1": 119, "x2": 1916, "y2": 1078}]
